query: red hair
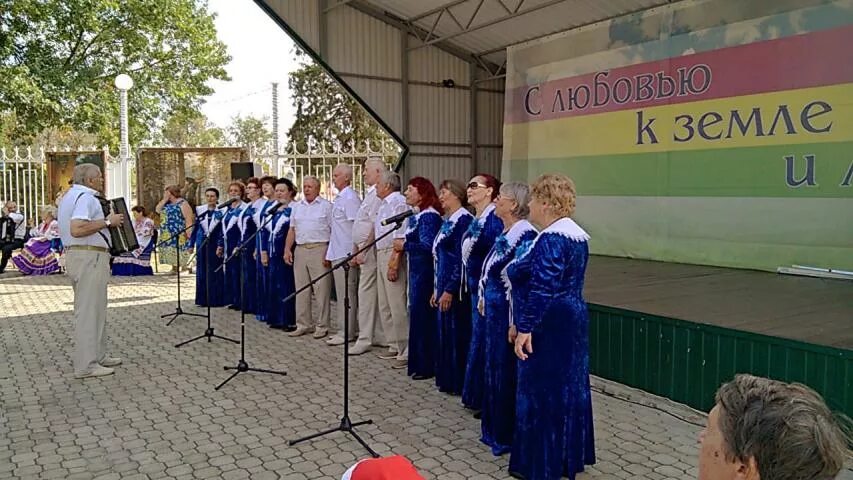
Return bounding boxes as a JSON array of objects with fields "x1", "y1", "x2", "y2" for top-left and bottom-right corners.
[
  {"x1": 245, "y1": 177, "x2": 261, "y2": 189},
  {"x1": 408, "y1": 177, "x2": 443, "y2": 215}
]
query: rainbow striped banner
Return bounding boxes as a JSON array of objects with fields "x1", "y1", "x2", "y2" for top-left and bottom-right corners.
[{"x1": 503, "y1": 0, "x2": 853, "y2": 271}]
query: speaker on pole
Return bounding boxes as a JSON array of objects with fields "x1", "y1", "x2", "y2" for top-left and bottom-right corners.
[{"x1": 230, "y1": 163, "x2": 263, "y2": 182}]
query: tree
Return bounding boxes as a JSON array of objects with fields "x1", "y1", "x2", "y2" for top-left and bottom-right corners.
[
  {"x1": 158, "y1": 110, "x2": 226, "y2": 147},
  {"x1": 227, "y1": 115, "x2": 272, "y2": 158},
  {"x1": 0, "y1": 0, "x2": 230, "y2": 146},
  {"x1": 287, "y1": 56, "x2": 391, "y2": 153}
]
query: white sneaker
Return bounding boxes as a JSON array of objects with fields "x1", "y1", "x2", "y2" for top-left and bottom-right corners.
[
  {"x1": 347, "y1": 343, "x2": 371, "y2": 355},
  {"x1": 74, "y1": 366, "x2": 115, "y2": 379},
  {"x1": 326, "y1": 335, "x2": 345, "y2": 346},
  {"x1": 100, "y1": 357, "x2": 123, "y2": 367}
]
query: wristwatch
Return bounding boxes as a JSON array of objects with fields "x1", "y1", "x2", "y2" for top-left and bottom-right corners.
[{"x1": 104, "y1": 218, "x2": 112, "y2": 227}]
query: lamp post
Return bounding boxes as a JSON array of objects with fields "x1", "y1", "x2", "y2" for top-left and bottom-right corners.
[{"x1": 114, "y1": 73, "x2": 134, "y2": 201}]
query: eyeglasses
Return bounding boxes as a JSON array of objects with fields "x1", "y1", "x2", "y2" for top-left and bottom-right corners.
[{"x1": 467, "y1": 182, "x2": 487, "y2": 190}]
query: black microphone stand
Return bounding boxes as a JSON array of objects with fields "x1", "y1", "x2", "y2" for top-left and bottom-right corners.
[
  {"x1": 286, "y1": 217, "x2": 406, "y2": 458},
  {"x1": 214, "y1": 206, "x2": 287, "y2": 390},
  {"x1": 159, "y1": 221, "x2": 206, "y2": 326},
  {"x1": 175, "y1": 210, "x2": 239, "y2": 348}
]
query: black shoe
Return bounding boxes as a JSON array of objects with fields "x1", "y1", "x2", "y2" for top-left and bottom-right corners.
[
  {"x1": 412, "y1": 374, "x2": 432, "y2": 381},
  {"x1": 472, "y1": 410, "x2": 482, "y2": 419},
  {"x1": 508, "y1": 471, "x2": 525, "y2": 479},
  {"x1": 283, "y1": 325, "x2": 297, "y2": 332},
  {"x1": 269, "y1": 324, "x2": 286, "y2": 330}
]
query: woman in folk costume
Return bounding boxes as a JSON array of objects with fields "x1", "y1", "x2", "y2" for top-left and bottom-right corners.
[
  {"x1": 461, "y1": 173, "x2": 504, "y2": 413},
  {"x1": 260, "y1": 178, "x2": 298, "y2": 331},
  {"x1": 253, "y1": 176, "x2": 278, "y2": 323},
  {"x1": 111, "y1": 206, "x2": 156, "y2": 276},
  {"x1": 402, "y1": 177, "x2": 443, "y2": 380},
  {"x1": 155, "y1": 185, "x2": 195, "y2": 273},
  {"x1": 477, "y1": 182, "x2": 537, "y2": 456},
  {"x1": 188, "y1": 187, "x2": 226, "y2": 307},
  {"x1": 431, "y1": 179, "x2": 473, "y2": 395},
  {"x1": 506, "y1": 174, "x2": 595, "y2": 480},
  {"x1": 12, "y1": 205, "x2": 61, "y2": 275},
  {"x1": 217, "y1": 181, "x2": 247, "y2": 310},
  {"x1": 236, "y1": 177, "x2": 264, "y2": 314}
]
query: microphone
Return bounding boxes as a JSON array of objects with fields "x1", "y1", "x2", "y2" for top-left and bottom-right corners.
[
  {"x1": 217, "y1": 198, "x2": 239, "y2": 209},
  {"x1": 264, "y1": 202, "x2": 284, "y2": 216},
  {"x1": 380, "y1": 210, "x2": 414, "y2": 226}
]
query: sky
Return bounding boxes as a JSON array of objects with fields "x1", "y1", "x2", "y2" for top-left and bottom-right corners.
[{"x1": 200, "y1": 0, "x2": 300, "y2": 144}]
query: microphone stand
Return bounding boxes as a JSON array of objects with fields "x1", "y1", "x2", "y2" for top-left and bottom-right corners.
[
  {"x1": 158, "y1": 221, "x2": 206, "y2": 326},
  {"x1": 286, "y1": 217, "x2": 406, "y2": 458},
  {"x1": 214, "y1": 206, "x2": 287, "y2": 390},
  {"x1": 175, "y1": 210, "x2": 239, "y2": 348}
]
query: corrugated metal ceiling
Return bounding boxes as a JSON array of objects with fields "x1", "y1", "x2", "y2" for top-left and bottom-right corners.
[{"x1": 364, "y1": 0, "x2": 670, "y2": 63}]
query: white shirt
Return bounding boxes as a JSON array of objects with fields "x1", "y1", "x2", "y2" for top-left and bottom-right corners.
[
  {"x1": 373, "y1": 191, "x2": 411, "y2": 250},
  {"x1": 326, "y1": 186, "x2": 362, "y2": 260},
  {"x1": 57, "y1": 184, "x2": 109, "y2": 248},
  {"x1": 3, "y1": 212, "x2": 25, "y2": 240},
  {"x1": 352, "y1": 185, "x2": 382, "y2": 247},
  {"x1": 291, "y1": 196, "x2": 332, "y2": 244}
]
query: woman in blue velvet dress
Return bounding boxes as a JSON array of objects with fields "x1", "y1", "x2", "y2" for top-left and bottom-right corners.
[
  {"x1": 219, "y1": 182, "x2": 247, "y2": 310},
  {"x1": 461, "y1": 174, "x2": 503, "y2": 412},
  {"x1": 478, "y1": 182, "x2": 537, "y2": 456},
  {"x1": 432, "y1": 179, "x2": 473, "y2": 395},
  {"x1": 402, "y1": 177, "x2": 443, "y2": 380},
  {"x1": 189, "y1": 187, "x2": 226, "y2": 307},
  {"x1": 237, "y1": 178, "x2": 263, "y2": 314},
  {"x1": 507, "y1": 174, "x2": 596, "y2": 480},
  {"x1": 253, "y1": 176, "x2": 277, "y2": 323},
  {"x1": 260, "y1": 178, "x2": 298, "y2": 331}
]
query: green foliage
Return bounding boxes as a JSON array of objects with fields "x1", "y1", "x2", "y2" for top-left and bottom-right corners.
[
  {"x1": 286, "y1": 53, "x2": 391, "y2": 153},
  {"x1": 227, "y1": 114, "x2": 272, "y2": 158},
  {"x1": 157, "y1": 110, "x2": 226, "y2": 147},
  {"x1": 0, "y1": 0, "x2": 231, "y2": 146}
]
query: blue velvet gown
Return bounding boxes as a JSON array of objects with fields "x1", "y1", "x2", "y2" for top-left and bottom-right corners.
[
  {"x1": 506, "y1": 218, "x2": 596, "y2": 480},
  {"x1": 253, "y1": 199, "x2": 275, "y2": 322},
  {"x1": 461, "y1": 204, "x2": 503, "y2": 410},
  {"x1": 237, "y1": 201, "x2": 260, "y2": 314},
  {"x1": 433, "y1": 208, "x2": 474, "y2": 395},
  {"x1": 192, "y1": 206, "x2": 226, "y2": 307},
  {"x1": 478, "y1": 220, "x2": 537, "y2": 456},
  {"x1": 261, "y1": 205, "x2": 296, "y2": 329},
  {"x1": 220, "y1": 202, "x2": 247, "y2": 309},
  {"x1": 405, "y1": 207, "x2": 442, "y2": 379}
]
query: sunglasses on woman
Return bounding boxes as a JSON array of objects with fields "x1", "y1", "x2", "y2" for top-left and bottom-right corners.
[{"x1": 467, "y1": 182, "x2": 487, "y2": 190}]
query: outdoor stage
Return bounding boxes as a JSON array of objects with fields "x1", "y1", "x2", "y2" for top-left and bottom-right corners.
[{"x1": 582, "y1": 255, "x2": 853, "y2": 416}]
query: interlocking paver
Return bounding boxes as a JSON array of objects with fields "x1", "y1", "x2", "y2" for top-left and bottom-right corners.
[{"x1": 1, "y1": 271, "x2": 799, "y2": 480}]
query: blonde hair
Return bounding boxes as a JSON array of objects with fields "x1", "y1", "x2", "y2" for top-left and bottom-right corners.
[
  {"x1": 530, "y1": 173, "x2": 577, "y2": 217},
  {"x1": 41, "y1": 205, "x2": 58, "y2": 218}
]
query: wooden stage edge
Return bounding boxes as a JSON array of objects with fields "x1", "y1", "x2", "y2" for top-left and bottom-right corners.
[{"x1": 584, "y1": 255, "x2": 853, "y2": 350}]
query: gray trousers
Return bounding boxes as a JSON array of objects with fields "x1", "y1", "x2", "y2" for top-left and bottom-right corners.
[
  {"x1": 376, "y1": 248, "x2": 409, "y2": 359},
  {"x1": 353, "y1": 247, "x2": 385, "y2": 348},
  {"x1": 66, "y1": 250, "x2": 110, "y2": 374},
  {"x1": 332, "y1": 262, "x2": 359, "y2": 339},
  {"x1": 294, "y1": 243, "x2": 332, "y2": 330}
]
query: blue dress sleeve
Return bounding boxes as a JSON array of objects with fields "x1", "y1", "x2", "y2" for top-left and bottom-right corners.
[
  {"x1": 259, "y1": 218, "x2": 271, "y2": 253},
  {"x1": 190, "y1": 219, "x2": 203, "y2": 249},
  {"x1": 439, "y1": 215, "x2": 472, "y2": 296},
  {"x1": 516, "y1": 234, "x2": 572, "y2": 334},
  {"x1": 408, "y1": 213, "x2": 441, "y2": 255}
]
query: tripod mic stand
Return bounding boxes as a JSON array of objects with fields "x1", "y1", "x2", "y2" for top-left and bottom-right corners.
[
  {"x1": 214, "y1": 208, "x2": 286, "y2": 390},
  {"x1": 158, "y1": 221, "x2": 206, "y2": 326},
  {"x1": 175, "y1": 211, "x2": 239, "y2": 348},
  {"x1": 286, "y1": 220, "x2": 405, "y2": 458}
]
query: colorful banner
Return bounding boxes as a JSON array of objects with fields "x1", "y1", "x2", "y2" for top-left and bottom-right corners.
[{"x1": 502, "y1": 0, "x2": 853, "y2": 271}]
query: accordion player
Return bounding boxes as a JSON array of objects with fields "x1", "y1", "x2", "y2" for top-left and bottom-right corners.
[{"x1": 96, "y1": 196, "x2": 139, "y2": 256}]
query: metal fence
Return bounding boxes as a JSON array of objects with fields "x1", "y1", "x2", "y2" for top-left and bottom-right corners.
[{"x1": 0, "y1": 140, "x2": 400, "y2": 225}]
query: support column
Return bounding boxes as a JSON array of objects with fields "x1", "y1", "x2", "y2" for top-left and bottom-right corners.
[
  {"x1": 401, "y1": 29, "x2": 410, "y2": 180},
  {"x1": 470, "y1": 61, "x2": 479, "y2": 177}
]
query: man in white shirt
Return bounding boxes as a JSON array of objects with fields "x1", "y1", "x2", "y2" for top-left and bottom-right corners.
[
  {"x1": 284, "y1": 176, "x2": 333, "y2": 338},
  {"x1": 325, "y1": 164, "x2": 363, "y2": 346},
  {"x1": 57, "y1": 164, "x2": 125, "y2": 379},
  {"x1": 348, "y1": 159, "x2": 388, "y2": 356},
  {"x1": 373, "y1": 171, "x2": 411, "y2": 369},
  {"x1": 0, "y1": 201, "x2": 27, "y2": 274}
]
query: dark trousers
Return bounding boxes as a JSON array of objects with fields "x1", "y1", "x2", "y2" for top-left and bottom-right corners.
[{"x1": 0, "y1": 239, "x2": 24, "y2": 272}]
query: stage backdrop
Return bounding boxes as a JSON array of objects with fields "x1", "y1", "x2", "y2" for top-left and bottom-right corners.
[{"x1": 502, "y1": 0, "x2": 853, "y2": 272}]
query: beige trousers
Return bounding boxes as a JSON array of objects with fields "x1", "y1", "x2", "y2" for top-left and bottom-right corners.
[
  {"x1": 294, "y1": 243, "x2": 332, "y2": 330},
  {"x1": 353, "y1": 247, "x2": 384, "y2": 348},
  {"x1": 376, "y1": 248, "x2": 409, "y2": 359},
  {"x1": 66, "y1": 250, "x2": 110, "y2": 374},
  {"x1": 332, "y1": 261, "x2": 359, "y2": 339}
]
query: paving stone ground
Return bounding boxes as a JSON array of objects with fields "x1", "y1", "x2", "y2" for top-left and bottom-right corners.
[{"x1": 0, "y1": 272, "x2": 847, "y2": 480}]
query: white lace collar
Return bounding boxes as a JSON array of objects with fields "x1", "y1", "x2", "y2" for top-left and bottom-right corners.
[
  {"x1": 540, "y1": 217, "x2": 589, "y2": 242},
  {"x1": 432, "y1": 207, "x2": 472, "y2": 257},
  {"x1": 406, "y1": 206, "x2": 439, "y2": 235},
  {"x1": 479, "y1": 219, "x2": 536, "y2": 297},
  {"x1": 462, "y1": 203, "x2": 496, "y2": 266}
]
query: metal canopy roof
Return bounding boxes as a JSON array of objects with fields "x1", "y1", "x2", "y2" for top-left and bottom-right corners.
[{"x1": 332, "y1": 0, "x2": 670, "y2": 76}]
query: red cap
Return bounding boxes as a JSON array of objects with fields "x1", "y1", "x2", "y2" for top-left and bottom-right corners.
[{"x1": 342, "y1": 455, "x2": 425, "y2": 480}]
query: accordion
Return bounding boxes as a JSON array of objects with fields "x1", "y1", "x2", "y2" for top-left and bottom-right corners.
[
  {"x1": 0, "y1": 216, "x2": 16, "y2": 243},
  {"x1": 97, "y1": 196, "x2": 139, "y2": 255}
]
